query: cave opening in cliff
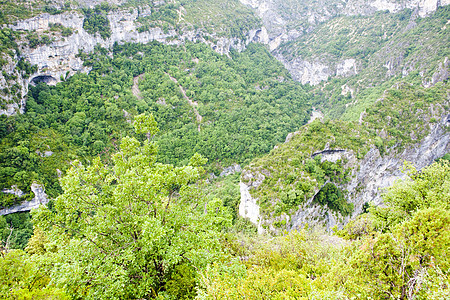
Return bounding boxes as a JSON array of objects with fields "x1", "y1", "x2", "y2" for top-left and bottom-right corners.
[{"x1": 30, "y1": 75, "x2": 57, "y2": 86}]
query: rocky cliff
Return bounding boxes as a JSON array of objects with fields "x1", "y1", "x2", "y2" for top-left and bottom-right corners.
[
  {"x1": 1, "y1": 5, "x2": 261, "y2": 116},
  {"x1": 239, "y1": 93, "x2": 450, "y2": 232}
]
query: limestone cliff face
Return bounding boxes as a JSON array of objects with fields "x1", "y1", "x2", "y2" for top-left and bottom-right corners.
[
  {"x1": 0, "y1": 183, "x2": 49, "y2": 216},
  {"x1": 1, "y1": 7, "x2": 261, "y2": 115},
  {"x1": 9, "y1": 9, "x2": 169, "y2": 85},
  {"x1": 239, "y1": 0, "x2": 449, "y2": 86},
  {"x1": 274, "y1": 55, "x2": 358, "y2": 85},
  {"x1": 239, "y1": 111, "x2": 450, "y2": 232}
]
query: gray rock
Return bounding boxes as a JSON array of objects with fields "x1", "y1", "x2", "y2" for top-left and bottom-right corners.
[
  {"x1": 2, "y1": 185, "x2": 25, "y2": 198},
  {"x1": 219, "y1": 164, "x2": 242, "y2": 177},
  {"x1": 0, "y1": 183, "x2": 49, "y2": 216},
  {"x1": 239, "y1": 111, "x2": 450, "y2": 232}
]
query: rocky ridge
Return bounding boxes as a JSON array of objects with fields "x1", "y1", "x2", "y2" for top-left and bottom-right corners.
[
  {"x1": 239, "y1": 109, "x2": 450, "y2": 232},
  {"x1": 0, "y1": 6, "x2": 263, "y2": 116}
]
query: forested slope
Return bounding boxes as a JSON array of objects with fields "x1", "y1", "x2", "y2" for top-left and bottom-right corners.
[
  {"x1": 0, "y1": 0, "x2": 449, "y2": 298},
  {"x1": 0, "y1": 41, "x2": 310, "y2": 209}
]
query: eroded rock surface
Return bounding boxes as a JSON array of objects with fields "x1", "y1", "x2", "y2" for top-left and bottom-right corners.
[{"x1": 0, "y1": 183, "x2": 49, "y2": 216}]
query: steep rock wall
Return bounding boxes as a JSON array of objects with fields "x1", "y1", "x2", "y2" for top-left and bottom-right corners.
[
  {"x1": 2, "y1": 8, "x2": 261, "y2": 115},
  {"x1": 239, "y1": 112, "x2": 450, "y2": 231}
]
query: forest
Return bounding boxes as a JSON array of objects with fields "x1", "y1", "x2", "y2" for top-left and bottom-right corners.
[
  {"x1": 0, "y1": 0, "x2": 449, "y2": 299},
  {"x1": 1, "y1": 121, "x2": 449, "y2": 299}
]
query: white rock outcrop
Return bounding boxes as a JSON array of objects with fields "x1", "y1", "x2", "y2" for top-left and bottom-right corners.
[
  {"x1": 0, "y1": 183, "x2": 49, "y2": 216},
  {"x1": 336, "y1": 59, "x2": 358, "y2": 77},
  {"x1": 239, "y1": 182, "x2": 264, "y2": 233},
  {"x1": 275, "y1": 55, "x2": 331, "y2": 85},
  {"x1": 240, "y1": 111, "x2": 450, "y2": 232}
]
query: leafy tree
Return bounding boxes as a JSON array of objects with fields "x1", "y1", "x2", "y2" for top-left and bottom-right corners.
[
  {"x1": 0, "y1": 249, "x2": 68, "y2": 299},
  {"x1": 32, "y1": 134, "x2": 231, "y2": 298},
  {"x1": 333, "y1": 160, "x2": 450, "y2": 299},
  {"x1": 371, "y1": 161, "x2": 450, "y2": 231},
  {"x1": 134, "y1": 112, "x2": 159, "y2": 141},
  {"x1": 314, "y1": 183, "x2": 353, "y2": 216}
]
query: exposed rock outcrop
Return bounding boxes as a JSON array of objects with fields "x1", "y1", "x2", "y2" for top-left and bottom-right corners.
[
  {"x1": 239, "y1": 112, "x2": 450, "y2": 231},
  {"x1": 0, "y1": 183, "x2": 49, "y2": 216},
  {"x1": 220, "y1": 164, "x2": 242, "y2": 177},
  {"x1": 239, "y1": 181, "x2": 264, "y2": 233},
  {"x1": 0, "y1": 54, "x2": 28, "y2": 116}
]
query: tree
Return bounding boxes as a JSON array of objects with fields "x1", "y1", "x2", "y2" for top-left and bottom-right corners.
[
  {"x1": 371, "y1": 160, "x2": 450, "y2": 231},
  {"x1": 32, "y1": 134, "x2": 231, "y2": 299},
  {"x1": 134, "y1": 113, "x2": 159, "y2": 141}
]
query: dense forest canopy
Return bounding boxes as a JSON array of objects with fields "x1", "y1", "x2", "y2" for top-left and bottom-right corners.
[
  {"x1": 0, "y1": 42, "x2": 310, "y2": 209},
  {"x1": 0, "y1": 0, "x2": 449, "y2": 298}
]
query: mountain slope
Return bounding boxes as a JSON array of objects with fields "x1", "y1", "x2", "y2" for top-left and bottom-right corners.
[{"x1": 240, "y1": 82, "x2": 450, "y2": 232}]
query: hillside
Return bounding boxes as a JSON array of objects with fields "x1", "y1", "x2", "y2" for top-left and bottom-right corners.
[
  {"x1": 241, "y1": 82, "x2": 449, "y2": 232},
  {"x1": 0, "y1": 0, "x2": 449, "y2": 298},
  {"x1": 0, "y1": 41, "x2": 310, "y2": 211}
]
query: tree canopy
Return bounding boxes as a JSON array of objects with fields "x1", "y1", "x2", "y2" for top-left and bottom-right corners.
[{"x1": 28, "y1": 133, "x2": 231, "y2": 299}]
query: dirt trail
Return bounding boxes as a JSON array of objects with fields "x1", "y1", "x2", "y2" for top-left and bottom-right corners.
[
  {"x1": 166, "y1": 73, "x2": 203, "y2": 131},
  {"x1": 132, "y1": 74, "x2": 145, "y2": 99}
]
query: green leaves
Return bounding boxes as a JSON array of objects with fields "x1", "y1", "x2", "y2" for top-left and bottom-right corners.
[
  {"x1": 31, "y1": 134, "x2": 231, "y2": 298},
  {"x1": 371, "y1": 161, "x2": 450, "y2": 230},
  {"x1": 134, "y1": 113, "x2": 159, "y2": 139}
]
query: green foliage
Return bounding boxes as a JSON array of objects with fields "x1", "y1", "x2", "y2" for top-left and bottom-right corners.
[
  {"x1": 197, "y1": 229, "x2": 344, "y2": 299},
  {"x1": 134, "y1": 112, "x2": 159, "y2": 139},
  {"x1": 181, "y1": 0, "x2": 261, "y2": 39},
  {"x1": 0, "y1": 212, "x2": 33, "y2": 250},
  {"x1": 371, "y1": 160, "x2": 450, "y2": 231},
  {"x1": 134, "y1": 0, "x2": 261, "y2": 38},
  {"x1": 203, "y1": 173, "x2": 241, "y2": 223},
  {"x1": 49, "y1": 22, "x2": 74, "y2": 37},
  {"x1": 0, "y1": 249, "x2": 68, "y2": 299},
  {"x1": 314, "y1": 183, "x2": 353, "y2": 216},
  {"x1": 0, "y1": 0, "x2": 41, "y2": 24},
  {"x1": 360, "y1": 83, "x2": 449, "y2": 151},
  {"x1": 25, "y1": 32, "x2": 54, "y2": 49},
  {"x1": 245, "y1": 119, "x2": 371, "y2": 218},
  {"x1": 1, "y1": 41, "x2": 310, "y2": 208},
  {"x1": 437, "y1": 153, "x2": 450, "y2": 162},
  {"x1": 0, "y1": 28, "x2": 17, "y2": 59},
  {"x1": 82, "y1": 5, "x2": 112, "y2": 39},
  {"x1": 32, "y1": 134, "x2": 231, "y2": 299},
  {"x1": 243, "y1": 80, "x2": 448, "y2": 224},
  {"x1": 336, "y1": 213, "x2": 375, "y2": 240},
  {"x1": 281, "y1": 6, "x2": 450, "y2": 120}
]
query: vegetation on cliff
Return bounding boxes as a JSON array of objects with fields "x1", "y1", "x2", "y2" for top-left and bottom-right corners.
[
  {"x1": 242, "y1": 81, "x2": 449, "y2": 229},
  {"x1": 0, "y1": 41, "x2": 310, "y2": 208},
  {"x1": 282, "y1": 6, "x2": 450, "y2": 120},
  {"x1": 0, "y1": 1, "x2": 448, "y2": 299}
]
